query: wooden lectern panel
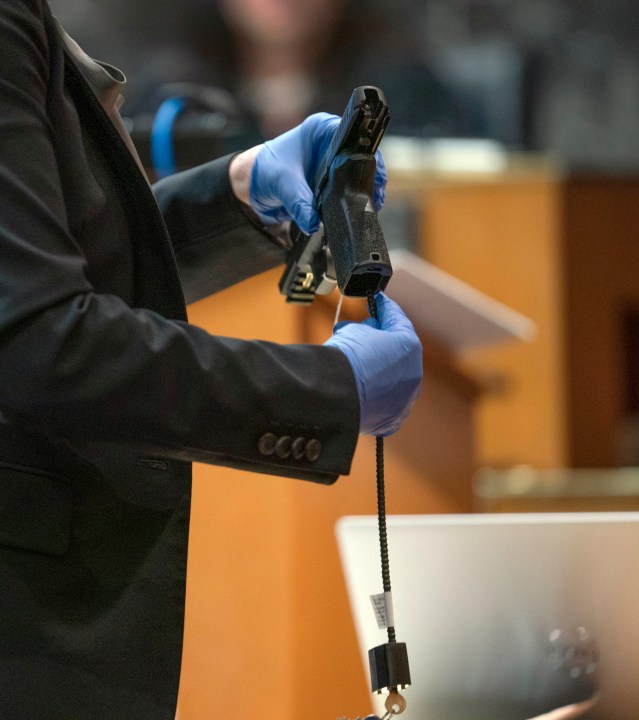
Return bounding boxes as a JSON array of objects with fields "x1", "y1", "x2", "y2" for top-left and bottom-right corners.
[
  {"x1": 387, "y1": 167, "x2": 639, "y2": 471},
  {"x1": 177, "y1": 270, "x2": 478, "y2": 720}
]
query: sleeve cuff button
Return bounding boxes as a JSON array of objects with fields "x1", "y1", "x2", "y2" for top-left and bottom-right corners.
[
  {"x1": 258, "y1": 433, "x2": 277, "y2": 456},
  {"x1": 275, "y1": 435, "x2": 293, "y2": 459},
  {"x1": 305, "y1": 438, "x2": 322, "y2": 462},
  {"x1": 292, "y1": 437, "x2": 307, "y2": 460}
]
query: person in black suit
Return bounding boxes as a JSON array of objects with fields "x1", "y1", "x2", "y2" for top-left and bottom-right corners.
[{"x1": 0, "y1": 1, "x2": 421, "y2": 718}]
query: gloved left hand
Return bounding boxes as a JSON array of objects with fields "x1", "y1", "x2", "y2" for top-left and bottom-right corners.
[
  {"x1": 249, "y1": 112, "x2": 387, "y2": 234},
  {"x1": 324, "y1": 293, "x2": 423, "y2": 437}
]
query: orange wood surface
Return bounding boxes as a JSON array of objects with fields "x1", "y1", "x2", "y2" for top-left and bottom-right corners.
[
  {"x1": 394, "y1": 171, "x2": 571, "y2": 469},
  {"x1": 562, "y1": 177, "x2": 639, "y2": 466},
  {"x1": 177, "y1": 271, "x2": 300, "y2": 720},
  {"x1": 388, "y1": 169, "x2": 639, "y2": 470},
  {"x1": 176, "y1": 269, "x2": 476, "y2": 720}
]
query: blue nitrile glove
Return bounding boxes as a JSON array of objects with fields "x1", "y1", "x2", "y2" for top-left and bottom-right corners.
[
  {"x1": 249, "y1": 112, "x2": 387, "y2": 234},
  {"x1": 324, "y1": 294, "x2": 423, "y2": 436}
]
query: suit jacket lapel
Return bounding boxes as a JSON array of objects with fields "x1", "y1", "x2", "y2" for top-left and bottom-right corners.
[{"x1": 49, "y1": 13, "x2": 187, "y2": 321}]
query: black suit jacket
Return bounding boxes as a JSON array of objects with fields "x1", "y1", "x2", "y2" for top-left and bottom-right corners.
[{"x1": 0, "y1": 2, "x2": 359, "y2": 717}]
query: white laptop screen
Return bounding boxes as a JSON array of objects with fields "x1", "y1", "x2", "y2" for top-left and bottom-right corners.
[{"x1": 336, "y1": 513, "x2": 639, "y2": 720}]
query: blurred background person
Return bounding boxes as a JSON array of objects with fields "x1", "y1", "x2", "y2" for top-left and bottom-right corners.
[
  {"x1": 53, "y1": 0, "x2": 478, "y2": 162},
  {"x1": 53, "y1": 0, "x2": 639, "y2": 170}
]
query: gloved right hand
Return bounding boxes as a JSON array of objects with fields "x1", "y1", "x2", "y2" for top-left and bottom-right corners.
[
  {"x1": 324, "y1": 294, "x2": 423, "y2": 436},
  {"x1": 248, "y1": 112, "x2": 387, "y2": 234}
]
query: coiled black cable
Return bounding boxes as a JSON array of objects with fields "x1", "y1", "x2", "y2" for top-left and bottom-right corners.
[{"x1": 367, "y1": 293, "x2": 396, "y2": 644}]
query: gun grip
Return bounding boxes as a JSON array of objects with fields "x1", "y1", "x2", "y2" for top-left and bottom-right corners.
[{"x1": 321, "y1": 153, "x2": 392, "y2": 297}]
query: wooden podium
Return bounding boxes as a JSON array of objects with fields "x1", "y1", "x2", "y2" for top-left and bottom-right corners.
[
  {"x1": 385, "y1": 160, "x2": 639, "y2": 470},
  {"x1": 176, "y1": 267, "x2": 485, "y2": 720},
  {"x1": 173, "y1": 152, "x2": 639, "y2": 719}
]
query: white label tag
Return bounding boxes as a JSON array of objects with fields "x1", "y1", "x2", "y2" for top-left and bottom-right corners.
[
  {"x1": 370, "y1": 593, "x2": 387, "y2": 629},
  {"x1": 370, "y1": 591, "x2": 395, "y2": 629}
]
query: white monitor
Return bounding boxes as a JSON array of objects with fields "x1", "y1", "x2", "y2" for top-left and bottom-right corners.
[{"x1": 336, "y1": 513, "x2": 639, "y2": 720}]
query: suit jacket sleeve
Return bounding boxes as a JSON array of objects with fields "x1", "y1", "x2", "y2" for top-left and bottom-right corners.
[
  {"x1": 153, "y1": 157, "x2": 289, "y2": 305},
  {"x1": 0, "y1": 0, "x2": 359, "y2": 484}
]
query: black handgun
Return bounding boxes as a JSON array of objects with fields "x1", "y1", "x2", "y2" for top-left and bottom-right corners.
[{"x1": 278, "y1": 86, "x2": 392, "y2": 303}]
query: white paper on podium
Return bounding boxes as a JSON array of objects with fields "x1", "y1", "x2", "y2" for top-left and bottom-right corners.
[{"x1": 386, "y1": 248, "x2": 536, "y2": 351}]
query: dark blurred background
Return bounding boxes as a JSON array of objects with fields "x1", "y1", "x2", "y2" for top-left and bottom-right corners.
[{"x1": 51, "y1": 0, "x2": 639, "y2": 171}]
